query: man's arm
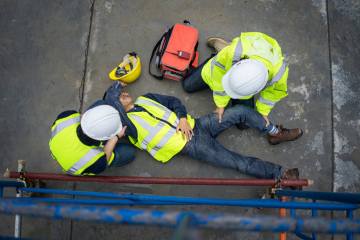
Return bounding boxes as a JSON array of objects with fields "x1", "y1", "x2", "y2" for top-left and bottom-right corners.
[
  {"x1": 143, "y1": 93, "x2": 188, "y2": 119},
  {"x1": 256, "y1": 66, "x2": 289, "y2": 116},
  {"x1": 103, "y1": 82, "x2": 137, "y2": 139}
]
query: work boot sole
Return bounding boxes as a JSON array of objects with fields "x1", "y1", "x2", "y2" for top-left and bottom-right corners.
[
  {"x1": 268, "y1": 129, "x2": 304, "y2": 145},
  {"x1": 206, "y1": 37, "x2": 228, "y2": 45},
  {"x1": 206, "y1": 37, "x2": 229, "y2": 52}
]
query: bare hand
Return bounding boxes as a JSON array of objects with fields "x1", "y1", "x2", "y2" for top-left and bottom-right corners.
[
  {"x1": 117, "y1": 126, "x2": 127, "y2": 139},
  {"x1": 214, "y1": 107, "x2": 225, "y2": 123},
  {"x1": 176, "y1": 118, "x2": 193, "y2": 142},
  {"x1": 119, "y1": 81, "x2": 127, "y2": 87},
  {"x1": 263, "y1": 116, "x2": 270, "y2": 127}
]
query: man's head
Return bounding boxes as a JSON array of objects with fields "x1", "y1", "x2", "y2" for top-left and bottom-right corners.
[{"x1": 119, "y1": 91, "x2": 134, "y2": 111}]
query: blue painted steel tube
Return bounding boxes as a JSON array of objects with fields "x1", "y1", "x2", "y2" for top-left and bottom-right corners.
[
  {"x1": 0, "y1": 180, "x2": 26, "y2": 198},
  {"x1": 0, "y1": 199, "x2": 360, "y2": 234},
  {"x1": 347, "y1": 210, "x2": 354, "y2": 240},
  {"x1": 0, "y1": 180, "x2": 26, "y2": 188},
  {"x1": 275, "y1": 190, "x2": 360, "y2": 204},
  {"x1": 17, "y1": 188, "x2": 359, "y2": 210},
  {"x1": 312, "y1": 199, "x2": 318, "y2": 240}
]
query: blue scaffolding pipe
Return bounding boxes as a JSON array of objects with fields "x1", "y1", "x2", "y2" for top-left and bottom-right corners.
[
  {"x1": 0, "y1": 199, "x2": 359, "y2": 234},
  {"x1": 275, "y1": 189, "x2": 360, "y2": 204},
  {"x1": 4, "y1": 197, "x2": 359, "y2": 211},
  {"x1": 16, "y1": 188, "x2": 359, "y2": 210},
  {"x1": 0, "y1": 181, "x2": 26, "y2": 198}
]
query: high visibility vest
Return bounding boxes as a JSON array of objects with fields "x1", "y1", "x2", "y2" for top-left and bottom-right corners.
[
  {"x1": 127, "y1": 96, "x2": 195, "y2": 163},
  {"x1": 49, "y1": 113, "x2": 111, "y2": 175},
  {"x1": 201, "y1": 32, "x2": 289, "y2": 116}
]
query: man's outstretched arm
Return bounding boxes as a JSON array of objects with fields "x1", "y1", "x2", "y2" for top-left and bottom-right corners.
[{"x1": 103, "y1": 82, "x2": 137, "y2": 138}]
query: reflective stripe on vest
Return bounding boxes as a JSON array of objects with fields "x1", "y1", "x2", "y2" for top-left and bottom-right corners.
[
  {"x1": 210, "y1": 57, "x2": 225, "y2": 75},
  {"x1": 51, "y1": 116, "x2": 80, "y2": 138},
  {"x1": 267, "y1": 62, "x2": 287, "y2": 87},
  {"x1": 258, "y1": 96, "x2": 277, "y2": 107},
  {"x1": 214, "y1": 60, "x2": 225, "y2": 70},
  {"x1": 131, "y1": 111, "x2": 171, "y2": 147},
  {"x1": 213, "y1": 90, "x2": 227, "y2": 97},
  {"x1": 66, "y1": 147, "x2": 103, "y2": 174},
  {"x1": 232, "y1": 40, "x2": 243, "y2": 65},
  {"x1": 135, "y1": 98, "x2": 169, "y2": 111},
  {"x1": 210, "y1": 39, "x2": 242, "y2": 77},
  {"x1": 132, "y1": 98, "x2": 180, "y2": 156}
]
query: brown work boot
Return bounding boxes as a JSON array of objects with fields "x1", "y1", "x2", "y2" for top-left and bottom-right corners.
[
  {"x1": 206, "y1": 37, "x2": 229, "y2": 52},
  {"x1": 267, "y1": 125, "x2": 303, "y2": 145},
  {"x1": 281, "y1": 168, "x2": 301, "y2": 190},
  {"x1": 281, "y1": 168, "x2": 299, "y2": 180}
]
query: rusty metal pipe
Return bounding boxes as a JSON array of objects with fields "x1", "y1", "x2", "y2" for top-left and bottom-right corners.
[{"x1": 5, "y1": 171, "x2": 312, "y2": 187}]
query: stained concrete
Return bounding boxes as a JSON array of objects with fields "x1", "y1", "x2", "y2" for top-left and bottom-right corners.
[
  {"x1": 0, "y1": 0, "x2": 91, "y2": 238},
  {"x1": 328, "y1": 0, "x2": 360, "y2": 193},
  {"x1": 0, "y1": 0, "x2": 359, "y2": 239}
]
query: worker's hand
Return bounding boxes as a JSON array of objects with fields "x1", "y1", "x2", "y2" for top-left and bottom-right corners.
[
  {"x1": 116, "y1": 126, "x2": 127, "y2": 139},
  {"x1": 176, "y1": 117, "x2": 193, "y2": 142},
  {"x1": 104, "y1": 126, "x2": 127, "y2": 161},
  {"x1": 214, "y1": 107, "x2": 225, "y2": 123},
  {"x1": 263, "y1": 115, "x2": 270, "y2": 127},
  {"x1": 119, "y1": 81, "x2": 127, "y2": 87}
]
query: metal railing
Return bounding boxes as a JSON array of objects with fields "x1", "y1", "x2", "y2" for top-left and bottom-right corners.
[{"x1": 1, "y1": 162, "x2": 359, "y2": 240}]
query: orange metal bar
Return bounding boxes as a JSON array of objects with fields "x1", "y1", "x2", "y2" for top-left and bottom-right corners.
[{"x1": 279, "y1": 196, "x2": 288, "y2": 240}]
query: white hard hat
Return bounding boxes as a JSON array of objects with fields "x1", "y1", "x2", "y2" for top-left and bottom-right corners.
[
  {"x1": 222, "y1": 59, "x2": 268, "y2": 99},
  {"x1": 81, "y1": 105, "x2": 122, "y2": 141}
]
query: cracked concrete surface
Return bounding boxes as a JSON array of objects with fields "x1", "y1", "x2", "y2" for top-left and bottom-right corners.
[{"x1": 0, "y1": 0, "x2": 359, "y2": 239}]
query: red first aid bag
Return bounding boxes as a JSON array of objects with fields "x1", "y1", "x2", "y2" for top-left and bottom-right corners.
[{"x1": 149, "y1": 20, "x2": 199, "y2": 81}]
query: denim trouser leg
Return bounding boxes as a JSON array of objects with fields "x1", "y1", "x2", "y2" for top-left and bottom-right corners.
[
  {"x1": 199, "y1": 104, "x2": 274, "y2": 138},
  {"x1": 109, "y1": 143, "x2": 136, "y2": 167},
  {"x1": 181, "y1": 106, "x2": 283, "y2": 179},
  {"x1": 182, "y1": 55, "x2": 213, "y2": 93}
]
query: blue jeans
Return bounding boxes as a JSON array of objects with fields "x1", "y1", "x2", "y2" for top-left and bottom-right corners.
[
  {"x1": 110, "y1": 143, "x2": 136, "y2": 167},
  {"x1": 182, "y1": 55, "x2": 212, "y2": 93},
  {"x1": 181, "y1": 105, "x2": 283, "y2": 179}
]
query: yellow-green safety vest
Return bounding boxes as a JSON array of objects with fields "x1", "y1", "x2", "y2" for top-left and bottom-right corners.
[
  {"x1": 49, "y1": 113, "x2": 113, "y2": 175},
  {"x1": 127, "y1": 96, "x2": 195, "y2": 163},
  {"x1": 201, "y1": 32, "x2": 289, "y2": 116}
]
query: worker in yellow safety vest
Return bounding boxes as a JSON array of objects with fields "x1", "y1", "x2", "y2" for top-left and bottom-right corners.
[
  {"x1": 49, "y1": 99, "x2": 136, "y2": 176},
  {"x1": 182, "y1": 32, "x2": 302, "y2": 141},
  {"x1": 104, "y1": 83, "x2": 301, "y2": 180}
]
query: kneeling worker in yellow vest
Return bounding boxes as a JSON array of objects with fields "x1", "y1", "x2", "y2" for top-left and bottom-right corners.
[
  {"x1": 104, "y1": 83, "x2": 300, "y2": 180},
  {"x1": 49, "y1": 101, "x2": 136, "y2": 175},
  {"x1": 182, "y1": 32, "x2": 302, "y2": 144}
]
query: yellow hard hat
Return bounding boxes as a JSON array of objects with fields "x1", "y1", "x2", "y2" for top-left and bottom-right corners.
[{"x1": 109, "y1": 52, "x2": 141, "y2": 83}]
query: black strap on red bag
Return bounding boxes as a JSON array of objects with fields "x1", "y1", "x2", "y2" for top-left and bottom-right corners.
[{"x1": 148, "y1": 26, "x2": 173, "y2": 80}]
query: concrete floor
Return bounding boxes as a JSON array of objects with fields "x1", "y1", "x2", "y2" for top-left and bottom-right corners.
[{"x1": 0, "y1": 0, "x2": 359, "y2": 239}]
